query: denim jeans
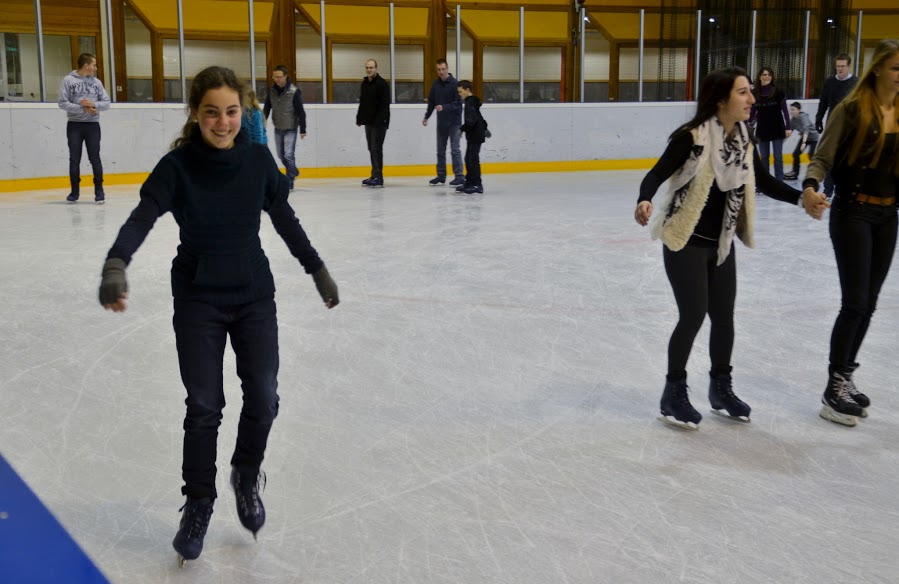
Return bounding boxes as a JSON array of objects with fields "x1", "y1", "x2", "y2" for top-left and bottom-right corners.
[
  {"x1": 757, "y1": 139, "x2": 785, "y2": 180},
  {"x1": 66, "y1": 121, "x2": 103, "y2": 192},
  {"x1": 365, "y1": 125, "x2": 387, "y2": 179},
  {"x1": 436, "y1": 124, "x2": 463, "y2": 180},
  {"x1": 828, "y1": 199, "x2": 897, "y2": 372},
  {"x1": 274, "y1": 129, "x2": 298, "y2": 181},
  {"x1": 173, "y1": 297, "x2": 280, "y2": 499}
]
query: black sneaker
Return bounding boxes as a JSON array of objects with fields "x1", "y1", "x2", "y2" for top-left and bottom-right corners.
[
  {"x1": 820, "y1": 371, "x2": 864, "y2": 426},
  {"x1": 66, "y1": 192, "x2": 79, "y2": 204},
  {"x1": 449, "y1": 177, "x2": 465, "y2": 186},
  {"x1": 172, "y1": 497, "x2": 214, "y2": 566},
  {"x1": 95, "y1": 191, "x2": 105, "y2": 204},
  {"x1": 659, "y1": 378, "x2": 701, "y2": 430},
  {"x1": 230, "y1": 467, "x2": 266, "y2": 539},
  {"x1": 708, "y1": 371, "x2": 751, "y2": 421},
  {"x1": 429, "y1": 177, "x2": 446, "y2": 186}
]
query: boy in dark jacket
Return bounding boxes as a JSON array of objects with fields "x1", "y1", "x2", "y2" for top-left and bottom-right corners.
[{"x1": 457, "y1": 80, "x2": 486, "y2": 194}]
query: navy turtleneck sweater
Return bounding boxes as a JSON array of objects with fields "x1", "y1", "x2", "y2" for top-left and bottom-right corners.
[{"x1": 106, "y1": 126, "x2": 323, "y2": 306}]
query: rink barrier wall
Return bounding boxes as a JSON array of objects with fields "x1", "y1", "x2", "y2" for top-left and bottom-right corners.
[{"x1": 0, "y1": 101, "x2": 821, "y2": 193}]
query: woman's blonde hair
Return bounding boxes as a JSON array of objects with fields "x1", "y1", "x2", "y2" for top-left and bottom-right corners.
[
  {"x1": 842, "y1": 39, "x2": 899, "y2": 171},
  {"x1": 245, "y1": 89, "x2": 261, "y2": 111},
  {"x1": 170, "y1": 66, "x2": 246, "y2": 150}
]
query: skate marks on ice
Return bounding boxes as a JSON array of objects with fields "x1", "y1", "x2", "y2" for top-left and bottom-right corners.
[{"x1": 1, "y1": 175, "x2": 898, "y2": 583}]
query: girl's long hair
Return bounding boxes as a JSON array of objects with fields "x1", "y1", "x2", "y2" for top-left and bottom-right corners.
[
  {"x1": 841, "y1": 39, "x2": 899, "y2": 171},
  {"x1": 670, "y1": 67, "x2": 750, "y2": 141},
  {"x1": 245, "y1": 89, "x2": 261, "y2": 112},
  {"x1": 170, "y1": 66, "x2": 246, "y2": 150}
]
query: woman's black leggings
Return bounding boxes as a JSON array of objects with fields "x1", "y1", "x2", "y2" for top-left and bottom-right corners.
[
  {"x1": 828, "y1": 200, "x2": 897, "y2": 372},
  {"x1": 663, "y1": 243, "x2": 736, "y2": 377}
]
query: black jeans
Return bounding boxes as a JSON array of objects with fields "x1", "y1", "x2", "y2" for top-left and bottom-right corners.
[
  {"x1": 365, "y1": 125, "x2": 387, "y2": 179},
  {"x1": 663, "y1": 242, "x2": 737, "y2": 377},
  {"x1": 464, "y1": 140, "x2": 482, "y2": 186},
  {"x1": 66, "y1": 121, "x2": 103, "y2": 192},
  {"x1": 828, "y1": 199, "x2": 898, "y2": 372},
  {"x1": 790, "y1": 140, "x2": 817, "y2": 175},
  {"x1": 173, "y1": 298, "x2": 280, "y2": 499}
]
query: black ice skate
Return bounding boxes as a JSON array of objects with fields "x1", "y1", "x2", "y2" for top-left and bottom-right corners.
[
  {"x1": 820, "y1": 371, "x2": 864, "y2": 427},
  {"x1": 845, "y1": 363, "x2": 870, "y2": 417},
  {"x1": 708, "y1": 370, "x2": 751, "y2": 422},
  {"x1": 658, "y1": 378, "x2": 702, "y2": 430},
  {"x1": 231, "y1": 467, "x2": 266, "y2": 540},
  {"x1": 172, "y1": 496, "x2": 214, "y2": 567}
]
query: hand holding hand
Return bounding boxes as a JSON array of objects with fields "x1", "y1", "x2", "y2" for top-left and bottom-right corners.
[
  {"x1": 802, "y1": 187, "x2": 830, "y2": 220},
  {"x1": 312, "y1": 266, "x2": 339, "y2": 309},
  {"x1": 99, "y1": 258, "x2": 129, "y2": 312},
  {"x1": 634, "y1": 201, "x2": 653, "y2": 226}
]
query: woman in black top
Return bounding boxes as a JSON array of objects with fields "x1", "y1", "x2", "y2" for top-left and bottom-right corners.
[
  {"x1": 98, "y1": 66, "x2": 339, "y2": 564},
  {"x1": 635, "y1": 67, "x2": 826, "y2": 430},
  {"x1": 750, "y1": 67, "x2": 792, "y2": 180},
  {"x1": 803, "y1": 39, "x2": 899, "y2": 427}
]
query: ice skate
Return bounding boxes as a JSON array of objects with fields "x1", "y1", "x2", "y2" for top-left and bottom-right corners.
[
  {"x1": 172, "y1": 496, "x2": 214, "y2": 567},
  {"x1": 367, "y1": 177, "x2": 384, "y2": 188},
  {"x1": 820, "y1": 371, "x2": 864, "y2": 427},
  {"x1": 658, "y1": 378, "x2": 701, "y2": 430},
  {"x1": 708, "y1": 369, "x2": 751, "y2": 422},
  {"x1": 845, "y1": 363, "x2": 870, "y2": 417},
  {"x1": 231, "y1": 467, "x2": 266, "y2": 540}
]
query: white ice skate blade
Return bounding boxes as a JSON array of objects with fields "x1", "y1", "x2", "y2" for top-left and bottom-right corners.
[
  {"x1": 178, "y1": 554, "x2": 188, "y2": 568},
  {"x1": 710, "y1": 409, "x2": 750, "y2": 423},
  {"x1": 819, "y1": 404, "x2": 858, "y2": 427},
  {"x1": 657, "y1": 415, "x2": 699, "y2": 431},
  {"x1": 859, "y1": 408, "x2": 868, "y2": 418}
]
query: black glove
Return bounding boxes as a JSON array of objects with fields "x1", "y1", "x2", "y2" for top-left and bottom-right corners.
[
  {"x1": 815, "y1": 121, "x2": 824, "y2": 133},
  {"x1": 99, "y1": 258, "x2": 128, "y2": 305},
  {"x1": 312, "y1": 265, "x2": 339, "y2": 307}
]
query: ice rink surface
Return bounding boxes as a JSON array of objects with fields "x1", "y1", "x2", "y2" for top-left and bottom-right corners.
[{"x1": 1, "y1": 171, "x2": 897, "y2": 583}]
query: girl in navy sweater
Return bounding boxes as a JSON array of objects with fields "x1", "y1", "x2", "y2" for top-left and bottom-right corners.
[{"x1": 98, "y1": 66, "x2": 338, "y2": 564}]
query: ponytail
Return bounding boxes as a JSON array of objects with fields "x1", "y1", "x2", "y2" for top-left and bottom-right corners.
[{"x1": 170, "y1": 118, "x2": 198, "y2": 150}]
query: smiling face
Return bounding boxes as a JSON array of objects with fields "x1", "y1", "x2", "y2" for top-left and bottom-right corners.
[
  {"x1": 718, "y1": 75, "x2": 755, "y2": 125},
  {"x1": 192, "y1": 86, "x2": 242, "y2": 150}
]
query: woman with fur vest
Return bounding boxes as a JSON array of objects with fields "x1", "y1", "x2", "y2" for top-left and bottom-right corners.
[{"x1": 634, "y1": 67, "x2": 827, "y2": 430}]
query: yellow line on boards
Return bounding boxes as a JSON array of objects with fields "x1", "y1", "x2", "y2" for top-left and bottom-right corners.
[{"x1": 0, "y1": 155, "x2": 812, "y2": 193}]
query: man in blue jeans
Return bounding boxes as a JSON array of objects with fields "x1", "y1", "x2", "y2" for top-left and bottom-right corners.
[
  {"x1": 263, "y1": 65, "x2": 307, "y2": 191},
  {"x1": 58, "y1": 53, "x2": 110, "y2": 203},
  {"x1": 422, "y1": 59, "x2": 464, "y2": 186}
]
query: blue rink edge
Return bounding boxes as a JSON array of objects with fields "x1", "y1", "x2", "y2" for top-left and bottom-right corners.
[{"x1": 0, "y1": 453, "x2": 109, "y2": 583}]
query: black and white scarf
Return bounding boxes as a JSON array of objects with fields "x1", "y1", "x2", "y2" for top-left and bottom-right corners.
[{"x1": 650, "y1": 117, "x2": 755, "y2": 265}]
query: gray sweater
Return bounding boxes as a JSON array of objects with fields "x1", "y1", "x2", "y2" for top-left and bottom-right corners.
[
  {"x1": 791, "y1": 111, "x2": 819, "y2": 141},
  {"x1": 58, "y1": 71, "x2": 110, "y2": 122}
]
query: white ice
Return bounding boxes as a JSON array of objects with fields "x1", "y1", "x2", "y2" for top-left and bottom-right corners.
[{"x1": 1, "y1": 172, "x2": 898, "y2": 583}]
